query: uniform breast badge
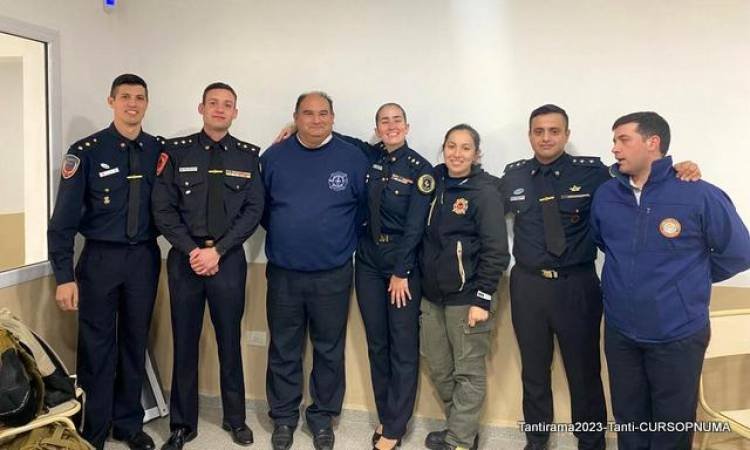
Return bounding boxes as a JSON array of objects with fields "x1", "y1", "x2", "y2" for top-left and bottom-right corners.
[
  {"x1": 659, "y1": 218, "x2": 682, "y2": 238},
  {"x1": 417, "y1": 174, "x2": 435, "y2": 194},
  {"x1": 452, "y1": 198, "x2": 469, "y2": 215}
]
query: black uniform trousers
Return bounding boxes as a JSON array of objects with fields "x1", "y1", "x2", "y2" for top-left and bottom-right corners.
[
  {"x1": 166, "y1": 244, "x2": 247, "y2": 433},
  {"x1": 76, "y1": 239, "x2": 160, "y2": 450},
  {"x1": 510, "y1": 265, "x2": 607, "y2": 450},
  {"x1": 265, "y1": 261, "x2": 353, "y2": 432},
  {"x1": 354, "y1": 237, "x2": 420, "y2": 439},
  {"x1": 605, "y1": 324, "x2": 710, "y2": 450}
]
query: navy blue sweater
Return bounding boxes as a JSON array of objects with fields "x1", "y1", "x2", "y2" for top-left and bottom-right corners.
[{"x1": 260, "y1": 135, "x2": 368, "y2": 271}]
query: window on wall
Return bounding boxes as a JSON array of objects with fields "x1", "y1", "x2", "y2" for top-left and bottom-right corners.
[{"x1": 0, "y1": 18, "x2": 62, "y2": 287}]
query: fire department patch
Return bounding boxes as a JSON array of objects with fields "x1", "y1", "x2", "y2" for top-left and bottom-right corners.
[
  {"x1": 156, "y1": 152, "x2": 169, "y2": 176},
  {"x1": 659, "y1": 218, "x2": 681, "y2": 238},
  {"x1": 61, "y1": 154, "x2": 80, "y2": 179},
  {"x1": 452, "y1": 197, "x2": 469, "y2": 215}
]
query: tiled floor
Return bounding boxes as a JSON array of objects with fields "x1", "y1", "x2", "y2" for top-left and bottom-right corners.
[
  {"x1": 103, "y1": 403, "x2": 597, "y2": 450},
  {"x1": 102, "y1": 402, "x2": 750, "y2": 450}
]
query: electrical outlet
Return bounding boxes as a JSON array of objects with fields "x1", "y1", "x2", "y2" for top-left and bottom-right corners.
[{"x1": 246, "y1": 331, "x2": 267, "y2": 347}]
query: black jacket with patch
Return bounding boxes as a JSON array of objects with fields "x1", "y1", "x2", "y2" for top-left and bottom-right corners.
[{"x1": 420, "y1": 164, "x2": 509, "y2": 310}]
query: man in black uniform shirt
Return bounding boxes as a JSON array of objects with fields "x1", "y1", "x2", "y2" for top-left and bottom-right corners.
[
  {"x1": 502, "y1": 105, "x2": 609, "y2": 450},
  {"x1": 152, "y1": 82, "x2": 264, "y2": 450},
  {"x1": 47, "y1": 74, "x2": 161, "y2": 450},
  {"x1": 502, "y1": 104, "x2": 700, "y2": 450}
]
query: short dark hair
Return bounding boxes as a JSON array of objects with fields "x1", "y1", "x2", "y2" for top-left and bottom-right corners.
[
  {"x1": 375, "y1": 102, "x2": 407, "y2": 124},
  {"x1": 295, "y1": 91, "x2": 334, "y2": 114},
  {"x1": 110, "y1": 73, "x2": 148, "y2": 98},
  {"x1": 612, "y1": 111, "x2": 671, "y2": 154},
  {"x1": 529, "y1": 104, "x2": 569, "y2": 131},
  {"x1": 202, "y1": 82, "x2": 237, "y2": 103}
]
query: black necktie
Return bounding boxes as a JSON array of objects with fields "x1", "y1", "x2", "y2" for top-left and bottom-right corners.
[
  {"x1": 537, "y1": 167, "x2": 567, "y2": 257},
  {"x1": 207, "y1": 144, "x2": 227, "y2": 239},
  {"x1": 369, "y1": 158, "x2": 389, "y2": 242},
  {"x1": 126, "y1": 142, "x2": 141, "y2": 240}
]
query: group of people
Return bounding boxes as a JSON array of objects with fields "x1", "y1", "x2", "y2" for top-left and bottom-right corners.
[{"x1": 47, "y1": 73, "x2": 750, "y2": 450}]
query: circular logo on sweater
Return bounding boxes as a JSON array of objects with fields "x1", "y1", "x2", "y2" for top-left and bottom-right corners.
[
  {"x1": 659, "y1": 218, "x2": 681, "y2": 238},
  {"x1": 328, "y1": 171, "x2": 348, "y2": 192}
]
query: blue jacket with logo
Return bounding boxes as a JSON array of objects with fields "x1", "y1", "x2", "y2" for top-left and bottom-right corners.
[{"x1": 590, "y1": 156, "x2": 750, "y2": 343}]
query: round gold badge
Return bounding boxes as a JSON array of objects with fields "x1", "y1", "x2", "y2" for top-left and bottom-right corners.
[
  {"x1": 659, "y1": 218, "x2": 682, "y2": 238},
  {"x1": 417, "y1": 174, "x2": 435, "y2": 194}
]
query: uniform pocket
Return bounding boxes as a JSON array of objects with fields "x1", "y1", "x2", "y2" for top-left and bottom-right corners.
[
  {"x1": 89, "y1": 173, "x2": 127, "y2": 207},
  {"x1": 176, "y1": 173, "x2": 206, "y2": 195},
  {"x1": 224, "y1": 177, "x2": 250, "y2": 192},
  {"x1": 559, "y1": 196, "x2": 590, "y2": 225}
]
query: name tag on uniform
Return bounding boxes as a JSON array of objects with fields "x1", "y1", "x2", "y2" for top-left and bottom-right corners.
[
  {"x1": 391, "y1": 174, "x2": 414, "y2": 184},
  {"x1": 510, "y1": 195, "x2": 526, "y2": 202},
  {"x1": 372, "y1": 164, "x2": 383, "y2": 171},
  {"x1": 560, "y1": 193, "x2": 591, "y2": 199},
  {"x1": 98, "y1": 167, "x2": 120, "y2": 178},
  {"x1": 178, "y1": 166, "x2": 198, "y2": 172},
  {"x1": 225, "y1": 169, "x2": 252, "y2": 179}
]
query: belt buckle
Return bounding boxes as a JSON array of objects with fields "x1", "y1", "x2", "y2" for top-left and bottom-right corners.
[
  {"x1": 377, "y1": 234, "x2": 390, "y2": 243},
  {"x1": 204, "y1": 239, "x2": 215, "y2": 248},
  {"x1": 541, "y1": 269, "x2": 558, "y2": 279}
]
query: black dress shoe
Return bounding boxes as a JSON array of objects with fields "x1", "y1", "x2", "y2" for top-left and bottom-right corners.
[
  {"x1": 271, "y1": 425, "x2": 295, "y2": 450},
  {"x1": 425, "y1": 430, "x2": 448, "y2": 448},
  {"x1": 222, "y1": 423, "x2": 254, "y2": 446},
  {"x1": 116, "y1": 431, "x2": 155, "y2": 450},
  {"x1": 160, "y1": 427, "x2": 197, "y2": 450},
  {"x1": 312, "y1": 427, "x2": 335, "y2": 450},
  {"x1": 425, "y1": 430, "x2": 479, "y2": 450},
  {"x1": 523, "y1": 442, "x2": 549, "y2": 450}
]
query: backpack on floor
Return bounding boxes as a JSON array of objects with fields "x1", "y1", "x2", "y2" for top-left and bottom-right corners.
[
  {"x1": 0, "y1": 329, "x2": 44, "y2": 427},
  {"x1": 0, "y1": 309, "x2": 77, "y2": 428},
  {"x1": 3, "y1": 422, "x2": 94, "y2": 450}
]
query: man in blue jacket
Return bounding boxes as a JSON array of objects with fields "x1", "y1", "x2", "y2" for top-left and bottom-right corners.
[{"x1": 590, "y1": 111, "x2": 750, "y2": 450}]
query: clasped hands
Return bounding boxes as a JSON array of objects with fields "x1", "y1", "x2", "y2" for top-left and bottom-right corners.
[{"x1": 190, "y1": 247, "x2": 220, "y2": 276}]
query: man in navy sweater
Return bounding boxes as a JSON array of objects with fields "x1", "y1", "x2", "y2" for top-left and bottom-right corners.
[
  {"x1": 591, "y1": 111, "x2": 750, "y2": 450},
  {"x1": 260, "y1": 91, "x2": 368, "y2": 450}
]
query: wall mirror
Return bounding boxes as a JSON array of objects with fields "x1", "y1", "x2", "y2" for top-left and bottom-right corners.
[{"x1": 0, "y1": 17, "x2": 61, "y2": 288}]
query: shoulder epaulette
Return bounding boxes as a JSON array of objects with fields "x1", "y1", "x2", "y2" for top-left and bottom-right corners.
[
  {"x1": 155, "y1": 135, "x2": 167, "y2": 148},
  {"x1": 235, "y1": 138, "x2": 260, "y2": 153},
  {"x1": 165, "y1": 135, "x2": 195, "y2": 150},
  {"x1": 570, "y1": 156, "x2": 603, "y2": 167},
  {"x1": 70, "y1": 135, "x2": 100, "y2": 152},
  {"x1": 406, "y1": 153, "x2": 426, "y2": 170},
  {"x1": 504, "y1": 158, "x2": 529, "y2": 173}
]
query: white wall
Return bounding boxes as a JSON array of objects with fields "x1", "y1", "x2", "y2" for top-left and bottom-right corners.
[{"x1": 2, "y1": 0, "x2": 749, "y2": 284}]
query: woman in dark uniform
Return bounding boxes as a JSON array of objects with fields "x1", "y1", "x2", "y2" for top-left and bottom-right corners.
[
  {"x1": 336, "y1": 103, "x2": 434, "y2": 450},
  {"x1": 419, "y1": 124, "x2": 510, "y2": 450}
]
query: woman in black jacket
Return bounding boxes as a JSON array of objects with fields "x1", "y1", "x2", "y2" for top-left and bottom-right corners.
[{"x1": 419, "y1": 124, "x2": 510, "y2": 450}]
